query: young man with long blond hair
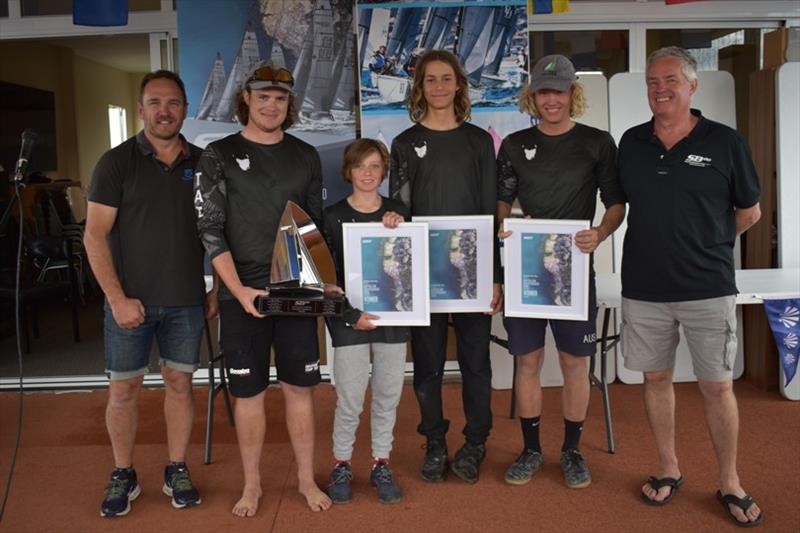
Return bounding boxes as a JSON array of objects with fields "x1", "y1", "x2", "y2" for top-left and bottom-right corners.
[{"x1": 496, "y1": 54, "x2": 625, "y2": 489}]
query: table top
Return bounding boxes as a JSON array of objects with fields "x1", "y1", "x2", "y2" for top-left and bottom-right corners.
[{"x1": 597, "y1": 268, "x2": 800, "y2": 308}]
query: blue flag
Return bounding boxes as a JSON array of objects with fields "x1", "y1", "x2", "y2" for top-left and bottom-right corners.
[
  {"x1": 764, "y1": 298, "x2": 800, "y2": 387},
  {"x1": 73, "y1": 0, "x2": 128, "y2": 27}
]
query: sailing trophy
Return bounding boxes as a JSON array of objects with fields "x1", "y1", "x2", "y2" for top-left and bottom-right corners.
[{"x1": 256, "y1": 201, "x2": 344, "y2": 316}]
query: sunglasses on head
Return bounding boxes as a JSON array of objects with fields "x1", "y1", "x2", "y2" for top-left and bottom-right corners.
[{"x1": 249, "y1": 66, "x2": 294, "y2": 86}]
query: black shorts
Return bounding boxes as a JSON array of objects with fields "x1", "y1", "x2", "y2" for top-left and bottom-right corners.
[
  {"x1": 503, "y1": 277, "x2": 598, "y2": 358},
  {"x1": 219, "y1": 299, "x2": 321, "y2": 397}
]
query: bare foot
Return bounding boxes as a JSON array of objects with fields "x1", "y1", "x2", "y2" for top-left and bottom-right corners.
[
  {"x1": 299, "y1": 483, "x2": 332, "y2": 512},
  {"x1": 232, "y1": 486, "x2": 262, "y2": 518}
]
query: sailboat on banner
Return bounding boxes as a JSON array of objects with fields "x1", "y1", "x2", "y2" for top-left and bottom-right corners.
[
  {"x1": 330, "y1": 29, "x2": 356, "y2": 121},
  {"x1": 294, "y1": 0, "x2": 335, "y2": 122},
  {"x1": 213, "y1": 23, "x2": 260, "y2": 123},
  {"x1": 370, "y1": 6, "x2": 487, "y2": 106},
  {"x1": 454, "y1": 5, "x2": 494, "y2": 102},
  {"x1": 196, "y1": 52, "x2": 226, "y2": 120},
  {"x1": 480, "y1": 7, "x2": 516, "y2": 87},
  {"x1": 371, "y1": 7, "x2": 425, "y2": 105}
]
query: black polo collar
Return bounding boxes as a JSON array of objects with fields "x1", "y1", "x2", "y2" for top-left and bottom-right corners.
[
  {"x1": 636, "y1": 108, "x2": 709, "y2": 144},
  {"x1": 135, "y1": 131, "x2": 192, "y2": 167}
]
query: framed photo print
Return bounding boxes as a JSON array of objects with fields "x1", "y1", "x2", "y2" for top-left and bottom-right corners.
[
  {"x1": 342, "y1": 222, "x2": 430, "y2": 326},
  {"x1": 503, "y1": 218, "x2": 590, "y2": 320},
  {"x1": 412, "y1": 215, "x2": 494, "y2": 313}
]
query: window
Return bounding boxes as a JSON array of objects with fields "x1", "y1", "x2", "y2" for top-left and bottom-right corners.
[
  {"x1": 108, "y1": 105, "x2": 127, "y2": 148},
  {"x1": 647, "y1": 27, "x2": 771, "y2": 138},
  {"x1": 530, "y1": 30, "x2": 629, "y2": 78}
]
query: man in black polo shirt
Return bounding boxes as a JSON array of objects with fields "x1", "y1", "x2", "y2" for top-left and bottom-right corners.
[
  {"x1": 618, "y1": 46, "x2": 763, "y2": 527},
  {"x1": 85, "y1": 71, "x2": 214, "y2": 517},
  {"x1": 195, "y1": 60, "x2": 331, "y2": 516}
]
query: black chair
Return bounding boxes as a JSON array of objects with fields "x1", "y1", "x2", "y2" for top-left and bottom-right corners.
[
  {"x1": 204, "y1": 317, "x2": 234, "y2": 465},
  {"x1": 34, "y1": 223, "x2": 87, "y2": 304},
  {"x1": 0, "y1": 236, "x2": 81, "y2": 353}
]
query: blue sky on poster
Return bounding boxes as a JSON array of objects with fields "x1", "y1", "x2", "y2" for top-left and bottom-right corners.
[{"x1": 177, "y1": 0, "x2": 254, "y2": 117}]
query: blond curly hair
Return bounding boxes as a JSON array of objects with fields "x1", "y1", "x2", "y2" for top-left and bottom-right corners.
[{"x1": 518, "y1": 81, "x2": 587, "y2": 119}]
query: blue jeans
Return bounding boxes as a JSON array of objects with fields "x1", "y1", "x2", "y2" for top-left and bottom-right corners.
[{"x1": 104, "y1": 302, "x2": 204, "y2": 380}]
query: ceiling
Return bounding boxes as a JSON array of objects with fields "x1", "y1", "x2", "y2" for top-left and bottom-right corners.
[{"x1": 48, "y1": 34, "x2": 151, "y2": 73}]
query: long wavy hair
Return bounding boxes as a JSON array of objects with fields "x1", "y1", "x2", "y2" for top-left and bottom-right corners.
[
  {"x1": 407, "y1": 50, "x2": 471, "y2": 124},
  {"x1": 235, "y1": 88, "x2": 297, "y2": 130},
  {"x1": 518, "y1": 81, "x2": 587, "y2": 119}
]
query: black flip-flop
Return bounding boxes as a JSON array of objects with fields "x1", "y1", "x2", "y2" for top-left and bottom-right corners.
[
  {"x1": 716, "y1": 490, "x2": 764, "y2": 528},
  {"x1": 641, "y1": 476, "x2": 684, "y2": 506}
]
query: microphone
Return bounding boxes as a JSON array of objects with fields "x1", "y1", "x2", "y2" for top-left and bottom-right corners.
[{"x1": 13, "y1": 129, "x2": 38, "y2": 183}]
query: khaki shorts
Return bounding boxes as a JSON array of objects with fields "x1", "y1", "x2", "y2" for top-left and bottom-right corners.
[{"x1": 621, "y1": 295, "x2": 737, "y2": 382}]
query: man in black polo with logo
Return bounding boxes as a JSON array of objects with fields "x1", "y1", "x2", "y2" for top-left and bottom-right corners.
[
  {"x1": 85, "y1": 70, "x2": 214, "y2": 517},
  {"x1": 618, "y1": 46, "x2": 763, "y2": 527}
]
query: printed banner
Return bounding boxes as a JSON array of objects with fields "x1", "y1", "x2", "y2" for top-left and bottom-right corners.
[
  {"x1": 764, "y1": 299, "x2": 800, "y2": 387},
  {"x1": 177, "y1": 0, "x2": 356, "y2": 205},
  {"x1": 356, "y1": 0, "x2": 531, "y2": 187}
]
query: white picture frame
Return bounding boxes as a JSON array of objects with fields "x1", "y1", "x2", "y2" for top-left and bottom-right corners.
[
  {"x1": 412, "y1": 215, "x2": 494, "y2": 313},
  {"x1": 342, "y1": 222, "x2": 430, "y2": 326},
  {"x1": 503, "y1": 218, "x2": 590, "y2": 320}
]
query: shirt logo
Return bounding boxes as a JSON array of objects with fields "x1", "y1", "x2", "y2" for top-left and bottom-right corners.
[
  {"x1": 413, "y1": 142, "x2": 427, "y2": 159},
  {"x1": 305, "y1": 361, "x2": 320, "y2": 373},
  {"x1": 684, "y1": 154, "x2": 712, "y2": 167},
  {"x1": 193, "y1": 172, "x2": 204, "y2": 218},
  {"x1": 236, "y1": 155, "x2": 251, "y2": 171},
  {"x1": 524, "y1": 145, "x2": 537, "y2": 161},
  {"x1": 183, "y1": 168, "x2": 194, "y2": 181},
  {"x1": 229, "y1": 368, "x2": 251, "y2": 376}
]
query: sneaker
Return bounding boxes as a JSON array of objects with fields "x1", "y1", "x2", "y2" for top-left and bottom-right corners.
[
  {"x1": 370, "y1": 461, "x2": 402, "y2": 504},
  {"x1": 504, "y1": 448, "x2": 544, "y2": 486},
  {"x1": 450, "y1": 442, "x2": 486, "y2": 485},
  {"x1": 162, "y1": 463, "x2": 201, "y2": 508},
  {"x1": 327, "y1": 462, "x2": 353, "y2": 504},
  {"x1": 421, "y1": 439, "x2": 448, "y2": 482},
  {"x1": 560, "y1": 449, "x2": 592, "y2": 489},
  {"x1": 100, "y1": 468, "x2": 141, "y2": 517}
]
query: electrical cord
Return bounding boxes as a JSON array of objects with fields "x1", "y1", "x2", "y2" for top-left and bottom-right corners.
[{"x1": 0, "y1": 181, "x2": 27, "y2": 524}]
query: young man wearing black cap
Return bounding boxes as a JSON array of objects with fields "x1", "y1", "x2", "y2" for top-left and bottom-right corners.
[
  {"x1": 195, "y1": 60, "x2": 332, "y2": 516},
  {"x1": 497, "y1": 54, "x2": 625, "y2": 489}
]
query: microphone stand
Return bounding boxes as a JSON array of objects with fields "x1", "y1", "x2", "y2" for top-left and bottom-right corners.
[{"x1": 0, "y1": 173, "x2": 26, "y2": 237}]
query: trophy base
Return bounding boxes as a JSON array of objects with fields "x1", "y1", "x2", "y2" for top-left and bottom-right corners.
[{"x1": 256, "y1": 293, "x2": 344, "y2": 316}]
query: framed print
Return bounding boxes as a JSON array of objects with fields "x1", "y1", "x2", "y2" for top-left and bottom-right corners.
[
  {"x1": 503, "y1": 218, "x2": 590, "y2": 320},
  {"x1": 412, "y1": 215, "x2": 494, "y2": 313},
  {"x1": 342, "y1": 222, "x2": 430, "y2": 326}
]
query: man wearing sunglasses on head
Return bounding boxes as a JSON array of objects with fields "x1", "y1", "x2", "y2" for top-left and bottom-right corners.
[{"x1": 195, "y1": 60, "x2": 331, "y2": 516}]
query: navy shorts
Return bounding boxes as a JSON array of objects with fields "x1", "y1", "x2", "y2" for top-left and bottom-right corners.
[
  {"x1": 503, "y1": 277, "x2": 598, "y2": 357},
  {"x1": 104, "y1": 302, "x2": 204, "y2": 380},
  {"x1": 219, "y1": 299, "x2": 321, "y2": 398}
]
